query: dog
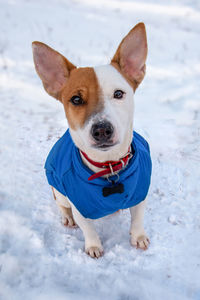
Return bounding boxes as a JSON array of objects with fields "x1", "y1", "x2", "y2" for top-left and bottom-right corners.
[{"x1": 32, "y1": 22, "x2": 152, "y2": 258}]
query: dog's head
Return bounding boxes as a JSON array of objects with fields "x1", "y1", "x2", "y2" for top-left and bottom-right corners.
[{"x1": 32, "y1": 23, "x2": 147, "y2": 161}]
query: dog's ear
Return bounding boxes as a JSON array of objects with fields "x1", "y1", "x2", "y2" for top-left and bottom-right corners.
[
  {"x1": 32, "y1": 42, "x2": 76, "y2": 100},
  {"x1": 111, "y1": 23, "x2": 147, "y2": 90}
]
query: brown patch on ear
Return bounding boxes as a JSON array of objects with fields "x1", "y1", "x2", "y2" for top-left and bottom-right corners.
[
  {"x1": 111, "y1": 61, "x2": 137, "y2": 90},
  {"x1": 32, "y1": 41, "x2": 76, "y2": 100},
  {"x1": 111, "y1": 23, "x2": 147, "y2": 90},
  {"x1": 61, "y1": 67, "x2": 102, "y2": 130}
]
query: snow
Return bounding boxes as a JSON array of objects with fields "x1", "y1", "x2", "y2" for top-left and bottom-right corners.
[{"x1": 0, "y1": 0, "x2": 200, "y2": 299}]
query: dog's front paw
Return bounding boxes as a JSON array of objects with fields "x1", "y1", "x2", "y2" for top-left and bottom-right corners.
[
  {"x1": 85, "y1": 246, "x2": 104, "y2": 258},
  {"x1": 130, "y1": 231, "x2": 150, "y2": 250}
]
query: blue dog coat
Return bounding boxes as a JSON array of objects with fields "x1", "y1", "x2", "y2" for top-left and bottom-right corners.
[{"x1": 45, "y1": 130, "x2": 152, "y2": 219}]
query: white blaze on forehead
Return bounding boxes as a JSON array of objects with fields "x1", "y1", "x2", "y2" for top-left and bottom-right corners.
[
  {"x1": 94, "y1": 65, "x2": 133, "y2": 99},
  {"x1": 94, "y1": 64, "x2": 134, "y2": 144}
]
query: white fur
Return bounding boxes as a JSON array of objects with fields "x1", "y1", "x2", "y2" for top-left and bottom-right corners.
[
  {"x1": 54, "y1": 66, "x2": 149, "y2": 258},
  {"x1": 54, "y1": 188, "x2": 71, "y2": 208},
  {"x1": 130, "y1": 200, "x2": 150, "y2": 249},
  {"x1": 53, "y1": 186, "x2": 148, "y2": 256},
  {"x1": 70, "y1": 65, "x2": 134, "y2": 162}
]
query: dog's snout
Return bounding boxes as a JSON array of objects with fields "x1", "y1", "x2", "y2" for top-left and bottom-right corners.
[{"x1": 91, "y1": 121, "x2": 114, "y2": 143}]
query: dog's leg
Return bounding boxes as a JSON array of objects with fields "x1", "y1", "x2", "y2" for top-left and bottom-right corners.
[
  {"x1": 52, "y1": 187, "x2": 76, "y2": 227},
  {"x1": 69, "y1": 200, "x2": 103, "y2": 258},
  {"x1": 129, "y1": 199, "x2": 150, "y2": 250}
]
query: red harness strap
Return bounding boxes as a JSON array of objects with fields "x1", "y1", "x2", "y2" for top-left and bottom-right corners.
[{"x1": 81, "y1": 147, "x2": 132, "y2": 181}]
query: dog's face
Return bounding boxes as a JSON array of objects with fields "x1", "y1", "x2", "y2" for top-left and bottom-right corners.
[
  {"x1": 61, "y1": 65, "x2": 135, "y2": 161},
  {"x1": 32, "y1": 23, "x2": 147, "y2": 161}
]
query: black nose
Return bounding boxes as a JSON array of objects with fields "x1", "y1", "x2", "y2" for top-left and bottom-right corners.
[{"x1": 91, "y1": 121, "x2": 114, "y2": 143}]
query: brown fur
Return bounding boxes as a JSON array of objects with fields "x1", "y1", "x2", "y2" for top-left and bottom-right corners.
[
  {"x1": 110, "y1": 61, "x2": 137, "y2": 91},
  {"x1": 61, "y1": 67, "x2": 102, "y2": 130},
  {"x1": 32, "y1": 23, "x2": 147, "y2": 129},
  {"x1": 32, "y1": 42, "x2": 102, "y2": 129}
]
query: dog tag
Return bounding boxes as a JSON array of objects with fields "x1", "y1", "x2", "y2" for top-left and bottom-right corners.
[{"x1": 102, "y1": 181, "x2": 124, "y2": 197}]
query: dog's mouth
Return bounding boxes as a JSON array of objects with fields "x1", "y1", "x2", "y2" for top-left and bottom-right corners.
[{"x1": 92, "y1": 141, "x2": 119, "y2": 151}]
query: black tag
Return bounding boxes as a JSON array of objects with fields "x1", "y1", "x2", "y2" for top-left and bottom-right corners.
[{"x1": 102, "y1": 182, "x2": 124, "y2": 197}]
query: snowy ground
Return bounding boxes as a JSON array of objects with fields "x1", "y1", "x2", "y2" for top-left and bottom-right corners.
[{"x1": 0, "y1": 0, "x2": 200, "y2": 299}]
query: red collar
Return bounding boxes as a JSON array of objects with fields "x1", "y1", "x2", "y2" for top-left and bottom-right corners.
[{"x1": 80, "y1": 147, "x2": 133, "y2": 181}]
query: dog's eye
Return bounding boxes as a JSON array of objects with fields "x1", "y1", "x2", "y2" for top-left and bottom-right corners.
[
  {"x1": 114, "y1": 90, "x2": 124, "y2": 99},
  {"x1": 70, "y1": 95, "x2": 84, "y2": 106}
]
